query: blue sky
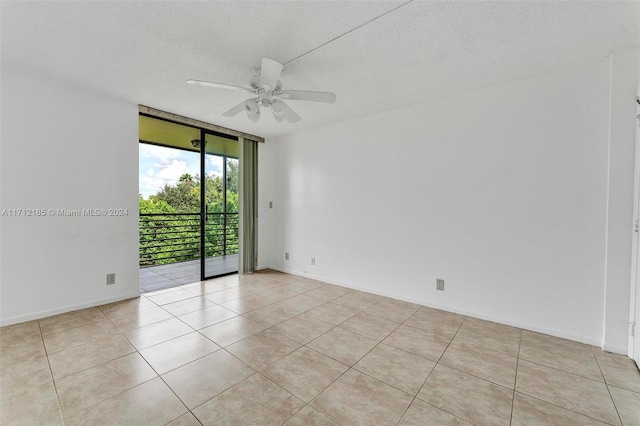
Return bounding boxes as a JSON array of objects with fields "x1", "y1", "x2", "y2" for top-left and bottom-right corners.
[{"x1": 139, "y1": 144, "x2": 223, "y2": 199}]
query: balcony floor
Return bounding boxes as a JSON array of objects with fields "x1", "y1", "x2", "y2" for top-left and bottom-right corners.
[{"x1": 139, "y1": 254, "x2": 238, "y2": 293}]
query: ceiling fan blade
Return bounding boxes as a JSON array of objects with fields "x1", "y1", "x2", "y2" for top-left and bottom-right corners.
[
  {"x1": 277, "y1": 90, "x2": 337, "y2": 103},
  {"x1": 272, "y1": 99, "x2": 300, "y2": 123},
  {"x1": 259, "y1": 58, "x2": 283, "y2": 90},
  {"x1": 222, "y1": 100, "x2": 248, "y2": 117},
  {"x1": 187, "y1": 79, "x2": 253, "y2": 93}
]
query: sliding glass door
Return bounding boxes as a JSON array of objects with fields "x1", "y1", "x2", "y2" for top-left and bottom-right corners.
[{"x1": 200, "y1": 131, "x2": 239, "y2": 279}]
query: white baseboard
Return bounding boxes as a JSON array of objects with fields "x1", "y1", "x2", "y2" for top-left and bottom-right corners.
[
  {"x1": 0, "y1": 292, "x2": 141, "y2": 327},
  {"x1": 601, "y1": 342, "x2": 629, "y2": 355},
  {"x1": 267, "y1": 265, "x2": 603, "y2": 348}
]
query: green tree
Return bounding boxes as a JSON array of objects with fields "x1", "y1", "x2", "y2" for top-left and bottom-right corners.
[
  {"x1": 152, "y1": 173, "x2": 200, "y2": 212},
  {"x1": 139, "y1": 160, "x2": 240, "y2": 267}
]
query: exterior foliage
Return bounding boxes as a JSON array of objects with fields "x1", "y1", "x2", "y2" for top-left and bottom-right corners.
[{"x1": 139, "y1": 160, "x2": 239, "y2": 266}]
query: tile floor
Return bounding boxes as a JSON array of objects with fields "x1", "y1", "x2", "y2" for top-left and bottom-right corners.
[{"x1": 1, "y1": 270, "x2": 640, "y2": 425}]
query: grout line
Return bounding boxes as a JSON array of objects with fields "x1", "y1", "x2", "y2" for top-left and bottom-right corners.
[
  {"x1": 592, "y1": 347, "x2": 625, "y2": 426},
  {"x1": 36, "y1": 319, "x2": 66, "y2": 425},
  {"x1": 7, "y1": 272, "x2": 637, "y2": 425},
  {"x1": 509, "y1": 328, "x2": 523, "y2": 426}
]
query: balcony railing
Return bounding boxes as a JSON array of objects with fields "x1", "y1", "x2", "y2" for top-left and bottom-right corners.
[{"x1": 139, "y1": 212, "x2": 239, "y2": 267}]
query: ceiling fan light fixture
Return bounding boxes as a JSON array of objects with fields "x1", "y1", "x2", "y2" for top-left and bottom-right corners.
[
  {"x1": 244, "y1": 98, "x2": 259, "y2": 114},
  {"x1": 247, "y1": 109, "x2": 260, "y2": 122},
  {"x1": 271, "y1": 100, "x2": 284, "y2": 114},
  {"x1": 189, "y1": 57, "x2": 336, "y2": 123},
  {"x1": 272, "y1": 110, "x2": 285, "y2": 122}
]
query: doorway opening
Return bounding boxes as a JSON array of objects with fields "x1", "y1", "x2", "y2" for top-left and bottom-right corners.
[{"x1": 138, "y1": 114, "x2": 239, "y2": 292}]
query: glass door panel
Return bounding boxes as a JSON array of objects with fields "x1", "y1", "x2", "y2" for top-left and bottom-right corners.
[{"x1": 201, "y1": 132, "x2": 239, "y2": 279}]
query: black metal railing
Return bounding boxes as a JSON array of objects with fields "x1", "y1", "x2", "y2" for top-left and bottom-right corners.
[{"x1": 139, "y1": 212, "x2": 239, "y2": 267}]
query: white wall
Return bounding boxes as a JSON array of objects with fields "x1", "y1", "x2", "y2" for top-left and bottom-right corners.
[
  {"x1": 259, "y1": 52, "x2": 639, "y2": 351},
  {"x1": 603, "y1": 50, "x2": 640, "y2": 353},
  {"x1": 0, "y1": 70, "x2": 139, "y2": 325}
]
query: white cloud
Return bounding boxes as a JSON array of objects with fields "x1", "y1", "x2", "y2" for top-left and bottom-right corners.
[
  {"x1": 155, "y1": 159, "x2": 191, "y2": 182},
  {"x1": 139, "y1": 160, "x2": 194, "y2": 198},
  {"x1": 139, "y1": 144, "x2": 182, "y2": 159}
]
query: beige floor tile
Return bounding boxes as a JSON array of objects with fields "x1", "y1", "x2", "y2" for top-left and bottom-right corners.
[
  {"x1": 307, "y1": 326, "x2": 378, "y2": 366},
  {"x1": 64, "y1": 377, "x2": 187, "y2": 426},
  {"x1": 146, "y1": 289, "x2": 201, "y2": 305},
  {"x1": 0, "y1": 381, "x2": 63, "y2": 425},
  {"x1": 108, "y1": 306, "x2": 174, "y2": 332},
  {"x1": 609, "y1": 385, "x2": 640, "y2": 426},
  {"x1": 162, "y1": 350, "x2": 255, "y2": 409},
  {"x1": 146, "y1": 288, "x2": 197, "y2": 306},
  {"x1": 0, "y1": 355, "x2": 52, "y2": 397},
  {"x1": 519, "y1": 330, "x2": 603, "y2": 381},
  {"x1": 263, "y1": 285, "x2": 303, "y2": 301},
  {"x1": 340, "y1": 312, "x2": 400, "y2": 341},
  {"x1": 56, "y1": 352, "x2": 157, "y2": 413},
  {"x1": 305, "y1": 285, "x2": 351, "y2": 302},
  {"x1": 140, "y1": 331, "x2": 220, "y2": 374},
  {"x1": 364, "y1": 298, "x2": 419, "y2": 323},
  {"x1": 123, "y1": 317, "x2": 194, "y2": 350},
  {"x1": 98, "y1": 297, "x2": 156, "y2": 319},
  {"x1": 48, "y1": 333, "x2": 135, "y2": 379},
  {"x1": 204, "y1": 286, "x2": 254, "y2": 303},
  {"x1": 593, "y1": 348, "x2": 640, "y2": 393},
  {"x1": 198, "y1": 316, "x2": 266, "y2": 347},
  {"x1": 511, "y1": 392, "x2": 609, "y2": 426},
  {"x1": 282, "y1": 279, "x2": 326, "y2": 294},
  {"x1": 0, "y1": 335, "x2": 46, "y2": 366},
  {"x1": 440, "y1": 339, "x2": 518, "y2": 388},
  {"x1": 283, "y1": 405, "x2": 338, "y2": 425},
  {"x1": 242, "y1": 302, "x2": 302, "y2": 327},
  {"x1": 383, "y1": 324, "x2": 451, "y2": 362},
  {"x1": 305, "y1": 302, "x2": 359, "y2": 326},
  {"x1": 399, "y1": 399, "x2": 472, "y2": 425},
  {"x1": 192, "y1": 373, "x2": 305, "y2": 425},
  {"x1": 271, "y1": 312, "x2": 334, "y2": 345},
  {"x1": 311, "y1": 369, "x2": 413, "y2": 425},
  {"x1": 161, "y1": 295, "x2": 217, "y2": 316},
  {"x1": 279, "y1": 293, "x2": 326, "y2": 313},
  {"x1": 39, "y1": 307, "x2": 107, "y2": 335},
  {"x1": 417, "y1": 364, "x2": 513, "y2": 426},
  {"x1": 182, "y1": 280, "x2": 234, "y2": 295},
  {"x1": 354, "y1": 343, "x2": 435, "y2": 395},
  {"x1": 515, "y1": 359, "x2": 620, "y2": 425},
  {"x1": 332, "y1": 290, "x2": 382, "y2": 311},
  {"x1": 219, "y1": 294, "x2": 274, "y2": 314},
  {"x1": 455, "y1": 318, "x2": 521, "y2": 357},
  {"x1": 178, "y1": 305, "x2": 237, "y2": 329},
  {"x1": 226, "y1": 329, "x2": 301, "y2": 370},
  {"x1": 263, "y1": 347, "x2": 348, "y2": 402},
  {"x1": 167, "y1": 412, "x2": 203, "y2": 426},
  {"x1": 0, "y1": 320, "x2": 41, "y2": 342},
  {"x1": 42, "y1": 320, "x2": 120, "y2": 354},
  {"x1": 8, "y1": 271, "x2": 637, "y2": 426},
  {"x1": 404, "y1": 307, "x2": 465, "y2": 340}
]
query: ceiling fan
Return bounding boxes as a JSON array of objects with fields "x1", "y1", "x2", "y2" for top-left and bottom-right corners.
[{"x1": 188, "y1": 58, "x2": 336, "y2": 123}]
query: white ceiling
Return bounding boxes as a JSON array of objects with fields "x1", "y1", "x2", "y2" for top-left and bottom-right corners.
[{"x1": 2, "y1": 1, "x2": 638, "y2": 139}]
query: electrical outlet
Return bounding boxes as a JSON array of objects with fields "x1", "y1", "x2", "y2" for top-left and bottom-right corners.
[
  {"x1": 106, "y1": 273, "x2": 116, "y2": 285},
  {"x1": 311, "y1": 257, "x2": 316, "y2": 266},
  {"x1": 436, "y1": 279, "x2": 444, "y2": 291},
  {"x1": 285, "y1": 252, "x2": 289, "y2": 260}
]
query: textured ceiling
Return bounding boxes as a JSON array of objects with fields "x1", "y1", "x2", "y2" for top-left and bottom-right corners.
[{"x1": 2, "y1": 1, "x2": 638, "y2": 139}]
